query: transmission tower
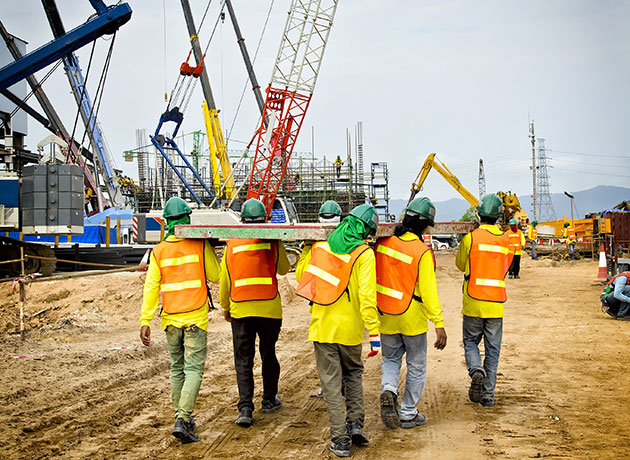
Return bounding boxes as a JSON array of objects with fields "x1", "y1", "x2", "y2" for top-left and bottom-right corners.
[
  {"x1": 536, "y1": 138, "x2": 557, "y2": 221},
  {"x1": 478, "y1": 158, "x2": 486, "y2": 197}
]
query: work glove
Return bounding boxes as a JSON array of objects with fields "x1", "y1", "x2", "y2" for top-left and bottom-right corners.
[{"x1": 367, "y1": 334, "x2": 381, "y2": 357}]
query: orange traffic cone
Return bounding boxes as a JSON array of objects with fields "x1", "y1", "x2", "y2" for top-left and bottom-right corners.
[
  {"x1": 137, "y1": 248, "x2": 151, "y2": 272},
  {"x1": 595, "y1": 243, "x2": 607, "y2": 282}
]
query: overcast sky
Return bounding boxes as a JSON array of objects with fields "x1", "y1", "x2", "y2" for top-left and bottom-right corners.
[{"x1": 3, "y1": 0, "x2": 629, "y2": 202}]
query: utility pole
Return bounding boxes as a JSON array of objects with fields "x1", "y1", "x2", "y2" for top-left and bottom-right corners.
[
  {"x1": 478, "y1": 158, "x2": 486, "y2": 197},
  {"x1": 529, "y1": 120, "x2": 537, "y2": 220}
]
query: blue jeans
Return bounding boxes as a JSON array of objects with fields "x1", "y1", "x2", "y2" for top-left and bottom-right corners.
[
  {"x1": 380, "y1": 333, "x2": 427, "y2": 420},
  {"x1": 568, "y1": 242, "x2": 576, "y2": 256},
  {"x1": 530, "y1": 240, "x2": 537, "y2": 259},
  {"x1": 462, "y1": 316, "x2": 502, "y2": 399}
]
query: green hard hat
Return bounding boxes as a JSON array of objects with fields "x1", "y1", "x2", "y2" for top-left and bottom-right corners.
[
  {"x1": 349, "y1": 203, "x2": 379, "y2": 234},
  {"x1": 319, "y1": 200, "x2": 342, "y2": 217},
  {"x1": 531, "y1": 220, "x2": 538, "y2": 226},
  {"x1": 241, "y1": 198, "x2": 267, "y2": 221},
  {"x1": 163, "y1": 197, "x2": 192, "y2": 219},
  {"x1": 405, "y1": 196, "x2": 436, "y2": 225},
  {"x1": 509, "y1": 218, "x2": 517, "y2": 225},
  {"x1": 564, "y1": 221, "x2": 570, "y2": 227},
  {"x1": 476, "y1": 194, "x2": 503, "y2": 218}
]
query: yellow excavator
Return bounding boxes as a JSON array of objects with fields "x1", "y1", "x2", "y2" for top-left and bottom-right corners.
[{"x1": 409, "y1": 153, "x2": 528, "y2": 227}]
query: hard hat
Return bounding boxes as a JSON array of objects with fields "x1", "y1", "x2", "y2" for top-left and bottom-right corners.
[
  {"x1": 564, "y1": 221, "x2": 570, "y2": 227},
  {"x1": 531, "y1": 220, "x2": 538, "y2": 226},
  {"x1": 509, "y1": 218, "x2": 517, "y2": 225},
  {"x1": 349, "y1": 203, "x2": 379, "y2": 234},
  {"x1": 319, "y1": 200, "x2": 342, "y2": 218},
  {"x1": 476, "y1": 194, "x2": 503, "y2": 218},
  {"x1": 163, "y1": 197, "x2": 192, "y2": 219},
  {"x1": 241, "y1": 198, "x2": 267, "y2": 221},
  {"x1": 405, "y1": 196, "x2": 436, "y2": 226}
]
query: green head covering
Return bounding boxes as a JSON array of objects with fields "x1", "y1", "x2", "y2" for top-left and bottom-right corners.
[
  {"x1": 327, "y1": 215, "x2": 369, "y2": 254},
  {"x1": 164, "y1": 214, "x2": 191, "y2": 240}
]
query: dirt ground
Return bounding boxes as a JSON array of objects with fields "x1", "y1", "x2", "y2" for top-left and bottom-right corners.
[{"x1": 1, "y1": 252, "x2": 629, "y2": 460}]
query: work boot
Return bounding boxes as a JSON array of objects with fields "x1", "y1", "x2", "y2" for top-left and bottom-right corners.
[
  {"x1": 616, "y1": 315, "x2": 630, "y2": 321},
  {"x1": 469, "y1": 371, "x2": 484, "y2": 403},
  {"x1": 235, "y1": 407, "x2": 254, "y2": 428},
  {"x1": 346, "y1": 421, "x2": 369, "y2": 445},
  {"x1": 172, "y1": 417, "x2": 200, "y2": 443},
  {"x1": 329, "y1": 437, "x2": 351, "y2": 457},
  {"x1": 380, "y1": 390, "x2": 400, "y2": 429},
  {"x1": 261, "y1": 395, "x2": 282, "y2": 414},
  {"x1": 480, "y1": 396, "x2": 496, "y2": 407},
  {"x1": 400, "y1": 412, "x2": 427, "y2": 429}
]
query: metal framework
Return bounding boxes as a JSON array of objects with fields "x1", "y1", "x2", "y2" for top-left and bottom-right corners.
[{"x1": 536, "y1": 138, "x2": 557, "y2": 221}]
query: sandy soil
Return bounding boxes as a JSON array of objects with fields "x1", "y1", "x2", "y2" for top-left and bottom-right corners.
[{"x1": 0, "y1": 252, "x2": 628, "y2": 460}]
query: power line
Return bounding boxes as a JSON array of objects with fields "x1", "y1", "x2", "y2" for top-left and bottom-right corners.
[{"x1": 547, "y1": 149, "x2": 628, "y2": 159}]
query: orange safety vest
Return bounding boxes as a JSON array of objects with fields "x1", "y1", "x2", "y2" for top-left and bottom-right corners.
[
  {"x1": 607, "y1": 272, "x2": 630, "y2": 289},
  {"x1": 566, "y1": 227, "x2": 576, "y2": 244},
  {"x1": 506, "y1": 229, "x2": 523, "y2": 252},
  {"x1": 375, "y1": 236, "x2": 432, "y2": 315},
  {"x1": 528, "y1": 226, "x2": 537, "y2": 240},
  {"x1": 467, "y1": 228, "x2": 512, "y2": 303},
  {"x1": 152, "y1": 239, "x2": 208, "y2": 314},
  {"x1": 225, "y1": 239, "x2": 279, "y2": 302},
  {"x1": 296, "y1": 241, "x2": 369, "y2": 305}
]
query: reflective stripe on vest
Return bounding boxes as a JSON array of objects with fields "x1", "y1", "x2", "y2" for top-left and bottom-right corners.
[
  {"x1": 226, "y1": 239, "x2": 278, "y2": 302},
  {"x1": 152, "y1": 239, "x2": 207, "y2": 314},
  {"x1": 375, "y1": 236, "x2": 430, "y2": 315},
  {"x1": 295, "y1": 241, "x2": 368, "y2": 306},
  {"x1": 467, "y1": 228, "x2": 511, "y2": 303}
]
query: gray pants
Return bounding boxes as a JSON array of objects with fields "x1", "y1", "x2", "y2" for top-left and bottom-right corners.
[{"x1": 313, "y1": 342, "x2": 364, "y2": 442}]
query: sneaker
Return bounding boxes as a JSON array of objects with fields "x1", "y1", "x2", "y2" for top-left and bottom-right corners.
[
  {"x1": 235, "y1": 407, "x2": 254, "y2": 428},
  {"x1": 616, "y1": 315, "x2": 630, "y2": 321},
  {"x1": 469, "y1": 371, "x2": 484, "y2": 403},
  {"x1": 400, "y1": 412, "x2": 427, "y2": 429},
  {"x1": 380, "y1": 390, "x2": 400, "y2": 429},
  {"x1": 480, "y1": 397, "x2": 496, "y2": 407},
  {"x1": 172, "y1": 417, "x2": 200, "y2": 443},
  {"x1": 514, "y1": 275, "x2": 520, "y2": 279},
  {"x1": 346, "y1": 421, "x2": 369, "y2": 445},
  {"x1": 508, "y1": 274, "x2": 514, "y2": 279},
  {"x1": 329, "y1": 438, "x2": 351, "y2": 457},
  {"x1": 261, "y1": 395, "x2": 282, "y2": 414}
]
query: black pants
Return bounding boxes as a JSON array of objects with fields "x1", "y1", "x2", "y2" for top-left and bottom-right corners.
[
  {"x1": 231, "y1": 316, "x2": 282, "y2": 411},
  {"x1": 508, "y1": 254, "x2": 521, "y2": 276}
]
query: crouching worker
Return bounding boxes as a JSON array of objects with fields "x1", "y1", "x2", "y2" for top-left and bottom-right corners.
[
  {"x1": 220, "y1": 198, "x2": 290, "y2": 428},
  {"x1": 375, "y1": 197, "x2": 447, "y2": 430},
  {"x1": 601, "y1": 271, "x2": 630, "y2": 320},
  {"x1": 140, "y1": 197, "x2": 220, "y2": 443},
  {"x1": 296, "y1": 203, "x2": 381, "y2": 458}
]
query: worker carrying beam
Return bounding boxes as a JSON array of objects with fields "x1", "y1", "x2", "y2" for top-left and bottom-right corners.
[
  {"x1": 456, "y1": 194, "x2": 514, "y2": 408},
  {"x1": 375, "y1": 196, "x2": 447, "y2": 430},
  {"x1": 527, "y1": 220, "x2": 538, "y2": 260},
  {"x1": 140, "y1": 197, "x2": 221, "y2": 444},
  {"x1": 295, "y1": 203, "x2": 380, "y2": 458},
  {"x1": 506, "y1": 219, "x2": 526, "y2": 279},
  {"x1": 220, "y1": 198, "x2": 290, "y2": 428},
  {"x1": 563, "y1": 221, "x2": 577, "y2": 260}
]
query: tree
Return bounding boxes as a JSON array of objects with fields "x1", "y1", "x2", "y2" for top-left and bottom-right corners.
[{"x1": 459, "y1": 206, "x2": 479, "y2": 223}]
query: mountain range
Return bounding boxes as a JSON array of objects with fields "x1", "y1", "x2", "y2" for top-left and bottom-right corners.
[{"x1": 388, "y1": 185, "x2": 630, "y2": 222}]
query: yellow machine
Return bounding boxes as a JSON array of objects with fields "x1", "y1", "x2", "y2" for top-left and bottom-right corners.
[{"x1": 202, "y1": 100, "x2": 236, "y2": 199}]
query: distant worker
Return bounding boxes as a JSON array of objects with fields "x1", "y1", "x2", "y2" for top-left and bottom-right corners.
[
  {"x1": 319, "y1": 200, "x2": 343, "y2": 224},
  {"x1": 601, "y1": 271, "x2": 630, "y2": 320},
  {"x1": 375, "y1": 197, "x2": 447, "y2": 430},
  {"x1": 220, "y1": 198, "x2": 290, "y2": 428},
  {"x1": 563, "y1": 222, "x2": 577, "y2": 259},
  {"x1": 527, "y1": 220, "x2": 538, "y2": 260},
  {"x1": 295, "y1": 203, "x2": 380, "y2": 458},
  {"x1": 456, "y1": 194, "x2": 514, "y2": 408},
  {"x1": 140, "y1": 197, "x2": 220, "y2": 444},
  {"x1": 334, "y1": 155, "x2": 344, "y2": 178},
  {"x1": 506, "y1": 219, "x2": 526, "y2": 279}
]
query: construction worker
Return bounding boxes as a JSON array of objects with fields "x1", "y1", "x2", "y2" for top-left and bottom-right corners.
[
  {"x1": 506, "y1": 219, "x2": 526, "y2": 279},
  {"x1": 319, "y1": 200, "x2": 343, "y2": 223},
  {"x1": 375, "y1": 197, "x2": 447, "y2": 430},
  {"x1": 563, "y1": 221, "x2": 577, "y2": 259},
  {"x1": 456, "y1": 194, "x2": 514, "y2": 408},
  {"x1": 220, "y1": 198, "x2": 290, "y2": 428},
  {"x1": 527, "y1": 220, "x2": 538, "y2": 260},
  {"x1": 295, "y1": 203, "x2": 380, "y2": 458},
  {"x1": 334, "y1": 155, "x2": 344, "y2": 178},
  {"x1": 601, "y1": 271, "x2": 630, "y2": 320},
  {"x1": 140, "y1": 197, "x2": 220, "y2": 444}
]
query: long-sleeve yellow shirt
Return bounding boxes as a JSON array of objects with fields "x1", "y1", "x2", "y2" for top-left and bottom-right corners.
[
  {"x1": 219, "y1": 241, "x2": 290, "y2": 319},
  {"x1": 140, "y1": 237, "x2": 221, "y2": 331},
  {"x1": 378, "y1": 232, "x2": 444, "y2": 336},
  {"x1": 296, "y1": 244, "x2": 380, "y2": 346},
  {"x1": 508, "y1": 229, "x2": 526, "y2": 255},
  {"x1": 456, "y1": 224, "x2": 509, "y2": 319}
]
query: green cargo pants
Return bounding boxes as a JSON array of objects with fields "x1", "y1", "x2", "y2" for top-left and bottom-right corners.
[{"x1": 165, "y1": 325, "x2": 207, "y2": 422}]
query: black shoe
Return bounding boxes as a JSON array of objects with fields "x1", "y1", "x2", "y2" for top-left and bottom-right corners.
[
  {"x1": 400, "y1": 412, "x2": 427, "y2": 429},
  {"x1": 380, "y1": 390, "x2": 399, "y2": 429},
  {"x1": 261, "y1": 395, "x2": 282, "y2": 414},
  {"x1": 508, "y1": 274, "x2": 514, "y2": 279},
  {"x1": 480, "y1": 397, "x2": 496, "y2": 407},
  {"x1": 514, "y1": 275, "x2": 520, "y2": 279},
  {"x1": 469, "y1": 371, "x2": 484, "y2": 403},
  {"x1": 235, "y1": 407, "x2": 254, "y2": 428},
  {"x1": 172, "y1": 417, "x2": 200, "y2": 443},
  {"x1": 329, "y1": 438, "x2": 351, "y2": 457},
  {"x1": 346, "y1": 421, "x2": 369, "y2": 445}
]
